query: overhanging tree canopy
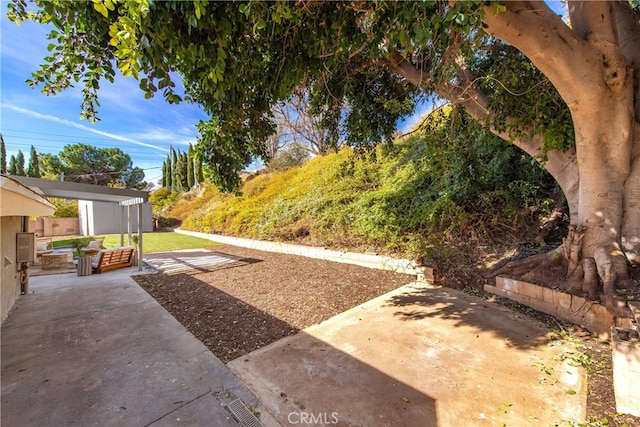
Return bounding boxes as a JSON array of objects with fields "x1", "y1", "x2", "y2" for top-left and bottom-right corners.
[{"x1": 8, "y1": 0, "x2": 640, "y2": 317}]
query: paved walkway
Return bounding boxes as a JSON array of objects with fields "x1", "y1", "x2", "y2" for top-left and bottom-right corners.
[
  {"x1": 1, "y1": 265, "x2": 276, "y2": 427},
  {"x1": 2, "y1": 249, "x2": 588, "y2": 426},
  {"x1": 229, "y1": 282, "x2": 587, "y2": 426}
]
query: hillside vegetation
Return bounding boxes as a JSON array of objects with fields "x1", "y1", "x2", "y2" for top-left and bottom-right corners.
[{"x1": 154, "y1": 117, "x2": 564, "y2": 287}]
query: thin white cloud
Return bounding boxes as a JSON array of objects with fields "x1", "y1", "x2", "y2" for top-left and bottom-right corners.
[
  {"x1": 129, "y1": 127, "x2": 194, "y2": 144},
  {"x1": 3, "y1": 103, "x2": 168, "y2": 152},
  {"x1": 0, "y1": 19, "x2": 50, "y2": 67}
]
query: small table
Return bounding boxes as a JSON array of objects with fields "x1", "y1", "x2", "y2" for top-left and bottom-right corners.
[
  {"x1": 81, "y1": 249, "x2": 100, "y2": 257},
  {"x1": 41, "y1": 253, "x2": 70, "y2": 270}
]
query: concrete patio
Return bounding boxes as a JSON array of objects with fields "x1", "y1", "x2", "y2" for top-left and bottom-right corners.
[
  {"x1": 2, "y1": 250, "x2": 588, "y2": 426},
  {"x1": 1, "y1": 265, "x2": 276, "y2": 426}
]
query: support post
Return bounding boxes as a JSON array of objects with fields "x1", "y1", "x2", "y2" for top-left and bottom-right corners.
[
  {"x1": 120, "y1": 205, "x2": 125, "y2": 247},
  {"x1": 137, "y1": 202, "x2": 143, "y2": 271}
]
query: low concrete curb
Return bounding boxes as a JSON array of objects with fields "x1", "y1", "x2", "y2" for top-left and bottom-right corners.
[
  {"x1": 485, "y1": 276, "x2": 634, "y2": 338},
  {"x1": 176, "y1": 229, "x2": 434, "y2": 281}
]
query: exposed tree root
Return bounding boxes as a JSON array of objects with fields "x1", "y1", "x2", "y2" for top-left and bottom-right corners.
[
  {"x1": 594, "y1": 247, "x2": 634, "y2": 318},
  {"x1": 494, "y1": 224, "x2": 634, "y2": 319},
  {"x1": 581, "y1": 258, "x2": 599, "y2": 301},
  {"x1": 494, "y1": 246, "x2": 564, "y2": 277},
  {"x1": 563, "y1": 224, "x2": 585, "y2": 283}
]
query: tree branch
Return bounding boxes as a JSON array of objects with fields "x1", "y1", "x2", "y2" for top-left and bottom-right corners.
[
  {"x1": 612, "y1": 1, "x2": 640, "y2": 122},
  {"x1": 388, "y1": 49, "x2": 580, "y2": 219},
  {"x1": 481, "y1": 1, "x2": 599, "y2": 107}
]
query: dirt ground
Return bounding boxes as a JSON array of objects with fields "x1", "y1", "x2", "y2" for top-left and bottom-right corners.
[{"x1": 133, "y1": 244, "x2": 639, "y2": 426}]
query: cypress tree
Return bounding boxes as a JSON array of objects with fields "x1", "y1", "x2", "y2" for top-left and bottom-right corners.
[
  {"x1": 173, "y1": 152, "x2": 184, "y2": 192},
  {"x1": 0, "y1": 134, "x2": 7, "y2": 174},
  {"x1": 171, "y1": 147, "x2": 178, "y2": 192},
  {"x1": 187, "y1": 144, "x2": 194, "y2": 189},
  {"x1": 161, "y1": 159, "x2": 167, "y2": 188},
  {"x1": 196, "y1": 156, "x2": 204, "y2": 185},
  {"x1": 166, "y1": 154, "x2": 172, "y2": 191},
  {"x1": 8, "y1": 155, "x2": 17, "y2": 175},
  {"x1": 181, "y1": 152, "x2": 189, "y2": 189},
  {"x1": 16, "y1": 150, "x2": 26, "y2": 176},
  {"x1": 27, "y1": 145, "x2": 41, "y2": 177}
]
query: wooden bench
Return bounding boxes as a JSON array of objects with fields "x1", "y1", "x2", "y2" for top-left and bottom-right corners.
[{"x1": 92, "y1": 247, "x2": 135, "y2": 274}]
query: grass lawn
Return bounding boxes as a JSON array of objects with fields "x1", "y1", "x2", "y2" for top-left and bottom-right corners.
[{"x1": 52, "y1": 232, "x2": 220, "y2": 254}]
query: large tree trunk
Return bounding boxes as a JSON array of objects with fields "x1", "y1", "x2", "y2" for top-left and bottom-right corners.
[
  {"x1": 480, "y1": 0, "x2": 638, "y2": 317},
  {"x1": 390, "y1": 1, "x2": 639, "y2": 318}
]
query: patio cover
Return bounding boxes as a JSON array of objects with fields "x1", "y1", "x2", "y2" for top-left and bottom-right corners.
[
  {"x1": 8, "y1": 176, "x2": 148, "y2": 270},
  {"x1": 7, "y1": 176, "x2": 148, "y2": 204}
]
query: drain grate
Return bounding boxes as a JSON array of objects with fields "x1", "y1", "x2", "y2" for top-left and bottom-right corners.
[{"x1": 226, "y1": 398, "x2": 264, "y2": 427}]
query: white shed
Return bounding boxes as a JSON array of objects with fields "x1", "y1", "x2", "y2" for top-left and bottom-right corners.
[{"x1": 78, "y1": 200, "x2": 153, "y2": 236}]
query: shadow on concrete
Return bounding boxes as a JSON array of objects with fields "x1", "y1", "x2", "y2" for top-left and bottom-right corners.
[
  {"x1": 230, "y1": 330, "x2": 439, "y2": 427},
  {"x1": 143, "y1": 249, "x2": 263, "y2": 276},
  {"x1": 386, "y1": 283, "x2": 553, "y2": 350},
  {"x1": 148, "y1": 277, "x2": 438, "y2": 426},
  {"x1": 229, "y1": 282, "x2": 585, "y2": 426},
  {"x1": 1, "y1": 268, "x2": 264, "y2": 427}
]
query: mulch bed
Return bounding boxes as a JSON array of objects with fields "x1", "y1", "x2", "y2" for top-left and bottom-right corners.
[
  {"x1": 134, "y1": 245, "x2": 414, "y2": 363},
  {"x1": 132, "y1": 244, "x2": 639, "y2": 426}
]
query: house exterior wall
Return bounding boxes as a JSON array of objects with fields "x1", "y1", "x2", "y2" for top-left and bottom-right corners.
[
  {"x1": 78, "y1": 201, "x2": 153, "y2": 236},
  {"x1": 1, "y1": 216, "x2": 24, "y2": 323}
]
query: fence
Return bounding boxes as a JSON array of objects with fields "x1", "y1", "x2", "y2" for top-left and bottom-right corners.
[{"x1": 29, "y1": 217, "x2": 79, "y2": 237}]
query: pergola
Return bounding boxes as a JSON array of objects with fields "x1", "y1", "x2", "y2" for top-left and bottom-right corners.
[{"x1": 9, "y1": 176, "x2": 149, "y2": 271}]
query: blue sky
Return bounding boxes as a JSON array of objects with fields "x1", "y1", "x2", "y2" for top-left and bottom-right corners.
[
  {"x1": 0, "y1": 9, "x2": 437, "y2": 188},
  {"x1": 1, "y1": 15, "x2": 209, "y2": 186},
  {"x1": 1, "y1": 3, "x2": 566, "y2": 187}
]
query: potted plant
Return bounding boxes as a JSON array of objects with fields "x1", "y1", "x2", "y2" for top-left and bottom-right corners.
[
  {"x1": 71, "y1": 238, "x2": 93, "y2": 276},
  {"x1": 131, "y1": 234, "x2": 139, "y2": 266}
]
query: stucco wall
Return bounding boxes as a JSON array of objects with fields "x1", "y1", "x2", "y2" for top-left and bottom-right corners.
[
  {"x1": 1, "y1": 216, "x2": 23, "y2": 323},
  {"x1": 28, "y1": 217, "x2": 79, "y2": 237}
]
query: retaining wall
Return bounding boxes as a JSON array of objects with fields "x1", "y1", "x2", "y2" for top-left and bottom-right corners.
[
  {"x1": 485, "y1": 276, "x2": 634, "y2": 338},
  {"x1": 175, "y1": 229, "x2": 433, "y2": 281}
]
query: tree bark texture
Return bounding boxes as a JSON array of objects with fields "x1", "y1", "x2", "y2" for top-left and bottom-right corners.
[
  {"x1": 391, "y1": 0, "x2": 639, "y2": 318},
  {"x1": 483, "y1": 0, "x2": 638, "y2": 317}
]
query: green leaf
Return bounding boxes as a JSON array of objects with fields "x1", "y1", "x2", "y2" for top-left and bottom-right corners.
[
  {"x1": 566, "y1": 390, "x2": 576, "y2": 395},
  {"x1": 254, "y1": 19, "x2": 266, "y2": 31},
  {"x1": 455, "y1": 14, "x2": 467, "y2": 26},
  {"x1": 93, "y1": 2, "x2": 108, "y2": 18}
]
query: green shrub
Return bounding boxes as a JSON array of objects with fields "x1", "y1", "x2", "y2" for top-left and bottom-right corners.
[
  {"x1": 149, "y1": 187, "x2": 180, "y2": 212},
  {"x1": 166, "y1": 109, "x2": 559, "y2": 259},
  {"x1": 50, "y1": 198, "x2": 78, "y2": 218}
]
